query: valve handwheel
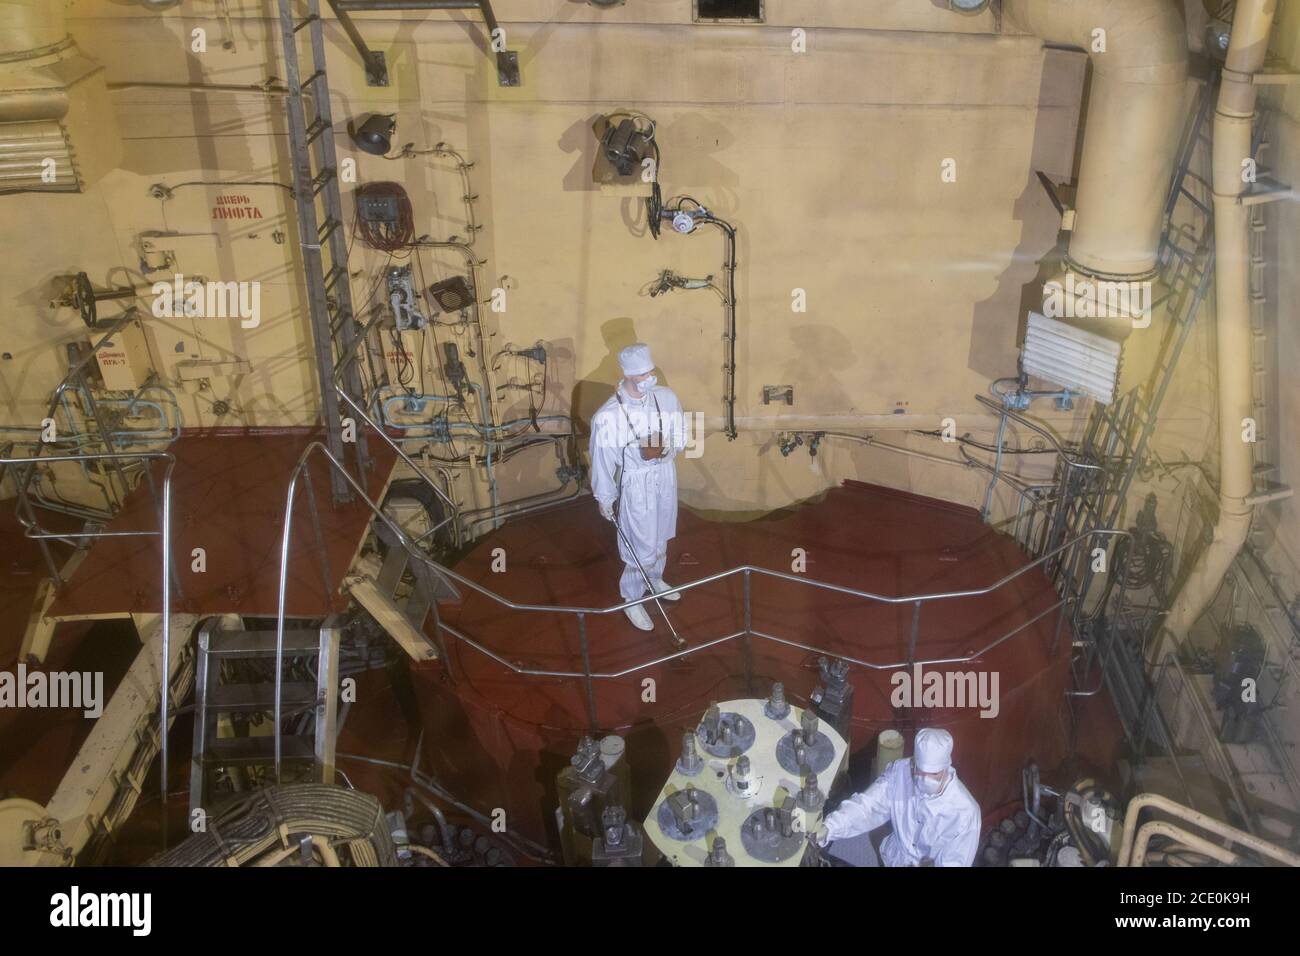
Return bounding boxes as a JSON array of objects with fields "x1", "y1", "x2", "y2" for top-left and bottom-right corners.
[{"x1": 71, "y1": 271, "x2": 98, "y2": 329}]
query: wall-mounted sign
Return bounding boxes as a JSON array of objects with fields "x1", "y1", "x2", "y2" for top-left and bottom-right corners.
[{"x1": 211, "y1": 194, "x2": 264, "y2": 221}]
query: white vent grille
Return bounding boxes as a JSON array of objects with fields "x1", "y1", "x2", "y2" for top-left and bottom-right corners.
[
  {"x1": 0, "y1": 121, "x2": 80, "y2": 193},
  {"x1": 1022, "y1": 311, "x2": 1122, "y2": 405}
]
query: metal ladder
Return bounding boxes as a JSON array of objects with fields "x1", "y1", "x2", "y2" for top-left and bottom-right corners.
[
  {"x1": 1056, "y1": 74, "x2": 1227, "y2": 699},
  {"x1": 189, "y1": 619, "x2": 341, "y2": 817},
  {"x1": 276, "y1": 0, "x2": 370, "y2": 502},
  {"x1": 1060, "y1": 72, "x2": 1232, "y2": 547}
]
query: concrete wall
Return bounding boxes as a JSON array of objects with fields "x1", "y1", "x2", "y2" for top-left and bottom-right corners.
[{"x1": 0, "y1": 0, "x2": 1178, "y2": 522}]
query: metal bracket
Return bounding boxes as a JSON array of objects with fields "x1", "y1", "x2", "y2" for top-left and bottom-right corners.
[
  {"x1": 325, "y1": 1, "x2": 389, "y2": 86},
  {"x1": 1035, "y1": 170, "x2": 1077, "y2": 231},
  {"x1": 330, "y1": 1, "x2": 518, "y2": 87},
  {"x1": 762, "y1": 385, "x2": 793, "y2": 406}
]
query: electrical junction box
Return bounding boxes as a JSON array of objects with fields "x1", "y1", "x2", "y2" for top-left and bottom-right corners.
[
  {"x1": 93, "y1": 320, "x2": 153, "y2": 391},
  {"x1": 358, "y1": 194, "x2": 400, "y2": 225}
]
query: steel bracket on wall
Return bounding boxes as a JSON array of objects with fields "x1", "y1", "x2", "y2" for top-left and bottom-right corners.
[{"x1": 327, "y1": 0, "x2": 520, "y2": 87}]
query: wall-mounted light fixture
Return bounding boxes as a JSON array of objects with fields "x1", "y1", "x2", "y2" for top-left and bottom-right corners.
[{"x1": 349, "y1": 114, "x2": 396, "y2": 156}]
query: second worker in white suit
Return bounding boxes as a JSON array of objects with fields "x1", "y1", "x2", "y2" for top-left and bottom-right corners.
[{"x1": 589, "y1": 344, "x2": 686, "y2": 631}]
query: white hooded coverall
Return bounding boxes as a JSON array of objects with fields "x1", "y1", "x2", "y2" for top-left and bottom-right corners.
[
  {"x1": 589, "y1": 382, "x2": 686, "y2": 601},
  {"x1": 821, "y1": 757, "x2": 982, "y2": 867}
]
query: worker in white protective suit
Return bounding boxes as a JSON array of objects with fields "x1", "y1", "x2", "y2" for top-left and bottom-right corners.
[
  {"x1": 589, "y1": 344, "x2": 686, "y2": 631},
  {"x1": 814, "y1": 728, "x2": 981, "y2": 866}
]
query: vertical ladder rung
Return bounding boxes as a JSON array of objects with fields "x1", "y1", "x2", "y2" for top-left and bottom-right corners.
[
  {"x1": 305, "y1": 117, "x2": 332, "y2": 145},
  {"x1": 312, "y1": 166, "x2": 337, "y2": 197},
  {"x1": 294, "y1": 14, "x2": 320, "y2": 34},
  {"x1": 318, "y1": 218, "x2": 342, "y2": 244},
  {"x1": 300, "y1": 69, "x2": 326, "y2": 93},
  {"x1": 323, "y1": 264, "x2": 348, "y2": 293}
]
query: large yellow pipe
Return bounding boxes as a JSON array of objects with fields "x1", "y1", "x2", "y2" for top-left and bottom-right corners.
[
  {"x1": 1002, "y1": 0, "x2": 1188, "y2": 280},
  {"x1": 0, "y1": 0, "x2": 68, "y2": 62},
  {"x1": 1163, "y1": 0, "x2": 1277, "y2": 640}
]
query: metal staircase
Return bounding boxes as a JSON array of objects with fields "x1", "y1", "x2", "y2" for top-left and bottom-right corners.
[
  {"x1": 276, "y1": 0, "x2": 370, "y2": 502},
  {"x1": 345, "y1": 520, "x2": 457, "y2": 665},
  {"x1": 189, "y1": 619, "x2": 341, "y2": 817}
]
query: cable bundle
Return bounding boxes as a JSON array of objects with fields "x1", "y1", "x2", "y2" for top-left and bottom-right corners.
[{"x1": 146, "y1": 784, "x2": 397, "y2": 867}]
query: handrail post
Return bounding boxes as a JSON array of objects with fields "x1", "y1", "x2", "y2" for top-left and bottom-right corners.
[
  {"x1": 906, "y1": 600, "x2": 922, "y2": 665},
  {"x1": 17, "y1": 467, "x2": 63, "y2": 587},
  {"x1": 159, "y1": 460, "x2": 173, "y2": 850},
  {"x1": 300, "y1": 466, "x2": 335, "y2": 607},
  {"x1": 274, "y1": 468, "x2": 305, "y2": 783},
  {"x1": 577, "y1": 613, "x2": 597, "y2": 732},
  {"x1": 1052, "y1": 538, "x2": 1075, "y2": 659},
  {"x1": 428, "y1": 598, "x2": 455, "y2": 683},
  {"x1": 742, "y1": 568, "x2": 753, "y2": 694},
  {"x1": 981, "y1": 410, "x2": 1008, "y2": 522}
]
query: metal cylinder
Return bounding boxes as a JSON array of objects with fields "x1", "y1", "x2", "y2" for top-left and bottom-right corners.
[
  {"x1": 1002, "y1": 0, "x2": 1189, "y2": 280},
  {"x1": 0, "y1": 0, "x2": 68, "y2": 62},
  {"x1": 872, "y1": 729, "x2": 904, "y2": 782}
]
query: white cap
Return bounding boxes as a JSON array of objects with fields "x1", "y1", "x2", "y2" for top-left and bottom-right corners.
[
  {"x1": 618, "y1": 343, "x2": 654, "y2": 376},
  {"x1": 913, "y1": 728, "x2": 954, "y2": 773}
]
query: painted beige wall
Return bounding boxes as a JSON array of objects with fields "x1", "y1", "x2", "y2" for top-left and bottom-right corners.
[{"x1": 0, "y1": 1, "x2": 1207, "y2": 524}]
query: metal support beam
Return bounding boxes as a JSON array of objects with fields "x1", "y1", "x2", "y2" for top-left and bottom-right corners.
[
  {"x1": 324, "y1": 0, "x2": 388, "y2": 85},
  {"x1": 328, "y1": 0, "x2": 519, "y2": 86}
]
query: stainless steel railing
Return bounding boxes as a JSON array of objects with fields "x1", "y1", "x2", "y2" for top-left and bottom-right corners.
[
  {"x1": 271, "y1": 430, "x2": 1134, "y2": 763},
  {"x1": 1, "y1": 449, "x2": 179, "y2": 847}
]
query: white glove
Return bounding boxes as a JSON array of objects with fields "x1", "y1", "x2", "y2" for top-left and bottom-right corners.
[
  {"x1": 599, "y1": 500, "x2": 616, "y2": 522},
  {"x1": 811, "y1": 822, "x2": 831, "y2": 847}
]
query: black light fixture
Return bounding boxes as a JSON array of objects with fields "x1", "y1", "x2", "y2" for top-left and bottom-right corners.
[{"x1": 349, "y1": 114, "x2": 396, "y2": 156}]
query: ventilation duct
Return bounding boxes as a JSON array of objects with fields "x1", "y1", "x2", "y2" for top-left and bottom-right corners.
[
  {"x1": 1021, "y1": 311, "x2": 1122, "y2": 405},
  {"x1": 0, "y1": 0, "x2": 122, "y2": 193},
  {"x1": 1163, "y1": 0, "x2": 1278, "y2": 642},
  {"x1": 1001, "y1": 0, "x2": 1189, "y2": 287}
]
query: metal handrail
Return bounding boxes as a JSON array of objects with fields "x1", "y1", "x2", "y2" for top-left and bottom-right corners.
[
  {"x1": 973, "y1": 394, "x2": 1104, "y2": 474},
  {"x1": 335, "y1": 387, "x2": 459, "y2": 525},
  {"x1": 273, "y1": 434, "x2": 1134, "y2": 758},
  {"x1": 1, "y1": 450, "x2": 178, "y2": 848}
]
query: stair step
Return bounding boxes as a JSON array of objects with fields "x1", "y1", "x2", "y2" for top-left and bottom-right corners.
[
  {"x1": 206, "y1": 629, "x2": 322, "y2": 658},
  {"x1": 405, "y1": 588, "x2": 431, "y2": 630},
  {"x1": 206, "y1": 735, "x2": 316, "y2": 765},
  {"x1": 377, "y1": 545, "x2": 410, "y2": 594},
  {"x1": 209, "y1": 681, "x2": 319, "y2": 712}
]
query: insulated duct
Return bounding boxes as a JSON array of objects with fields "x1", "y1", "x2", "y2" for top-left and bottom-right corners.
[
  {"x1": 1002, "y1": 0, "x2": 1189, "y2": 284},
  {"x1": 0, "y1": 0, "x2": 122, "y2": 192},
  {"x1": 1162, "y1": 0, "x2": 1277, "y2": 641}
]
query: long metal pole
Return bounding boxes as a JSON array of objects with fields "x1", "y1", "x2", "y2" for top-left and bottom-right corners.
[
  {"x1": 159, "y1": 459, "x2": 174, "y2": 849},
  {"x1": 577, "y1": 613, "x2": 597, "y2": 732},
  {"x1": 611, "y1": 501, "x2": 683, "y2": 646},
  {"x1": 742, "y1": 568, "x2": 753, "y2": 694}
]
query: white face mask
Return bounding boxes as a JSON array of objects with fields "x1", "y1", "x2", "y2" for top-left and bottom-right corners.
[
  {"x1": 914, "y1": 770, "x2": 947, "y2": 797},
  {"x1": 627, "y1": 374, "x2": 656, "y2": 396}
]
